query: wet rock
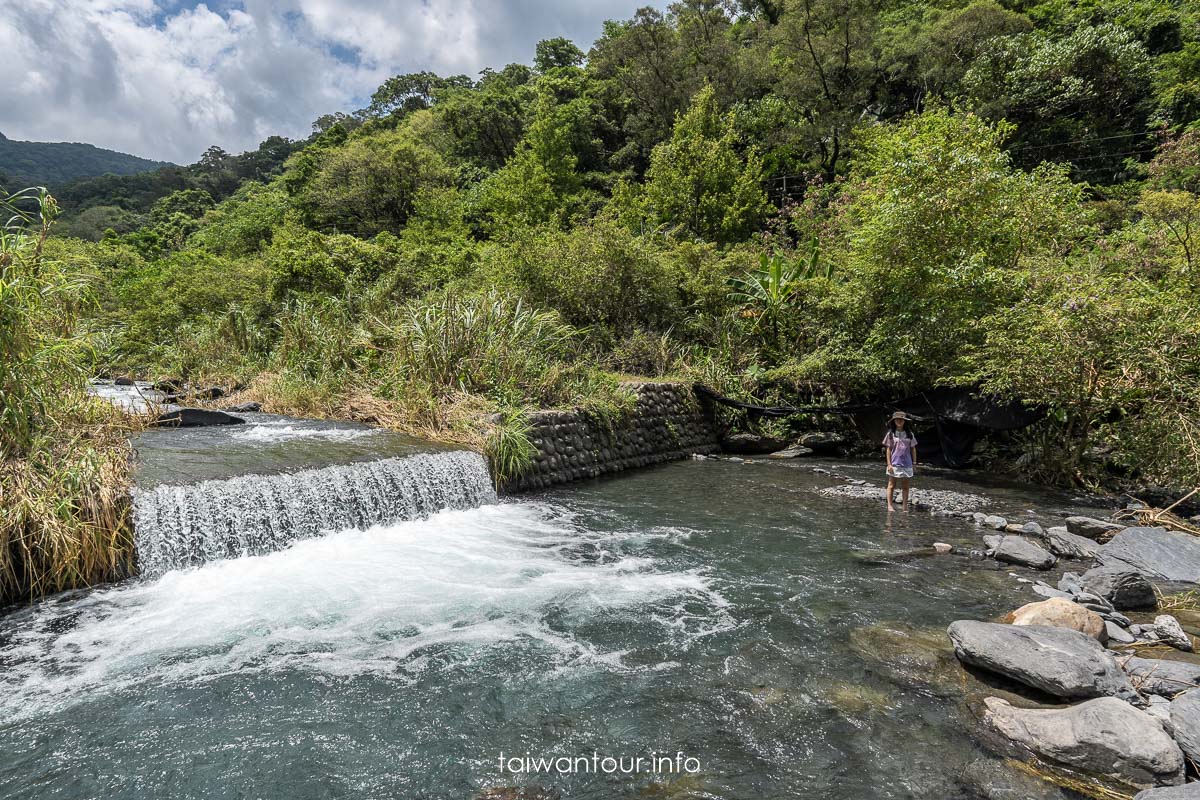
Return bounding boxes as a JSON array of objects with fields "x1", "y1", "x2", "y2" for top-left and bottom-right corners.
[
  {"x1": 223, "y1": 401, "x2": 262, "y2": 413},
  {"x1": 850, "y1": 622, "x2": 962, "y2": 696},
  {"x1": 984, "y1": 515, "x2": 1010, "y2": 530},
  {"x1": 155, "y1": 408, "x2": 245, "y2": 427},
  {"x1": 767, "y1": 446, "x2": 813, "y2": 459},
  {"x1": 984, "y1": 535, "x2": 1056, "y2": 570},
  {"x1": 1120, "y1": 655, "x2": 1200, "y2": 698},
  {"x1": 797, "y1": 431, "x2": 845, "y2": 454},
  {"x1": 1107, "y1": 622, "x2": 1136, "y2": 645},
  {"x1": 957, "y1": 757, "x2": 1078, "y2": 800},
  {"x1": 1098, "y1": 528, "x2": 1200, "y2": 587},
  {"x1": 1020, "y1": 521, "x2": 1046, "y2": 537},
  {"x1": 947, "y1": 621, "x2": 1136, "y2": 701},
  {"x1": 983, "y1": 696, "x2": 1185, "y2": 788},
  {"x1": 475, "y1": 788, "x2": 562, "y2": 800},
  {"x1": 1170, "y1": 689, "x2": 1200, "y2": 764},
  {"x1": 113, "y1": 376, "x2": 135, "y2": 386},
  {"x1": 1066, "y1": 516, "x2": 1123, "y2": 540},
  {"x1": 1041, "y1": 527, "x2": 1101, "y2": 561},
  {"x1": 1135, "y1": 784, "x2": 1200, "y2": 800},
  {"x1": 721, "y1": 432, "x2": 788, "y2": 455},
  {"x1": 1154, "y1": 616, "x2": 1194, "y2": 652},
  {"x1": 1010, "y1": 598, "x2": 1107, "y2": 641}
]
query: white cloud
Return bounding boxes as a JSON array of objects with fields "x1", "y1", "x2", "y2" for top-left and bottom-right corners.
[{"x1": 0, "y1": 0, "x2": 641, "y2": 164}]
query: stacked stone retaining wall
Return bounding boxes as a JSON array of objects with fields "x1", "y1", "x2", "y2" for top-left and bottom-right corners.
[{"x1": 503, "y1": 382, "x2": 720, "y2": 493}]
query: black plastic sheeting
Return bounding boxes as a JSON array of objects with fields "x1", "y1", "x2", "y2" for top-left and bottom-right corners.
[{"x1": 694, "y1": 384, "x2": 1043, "y2": 468}]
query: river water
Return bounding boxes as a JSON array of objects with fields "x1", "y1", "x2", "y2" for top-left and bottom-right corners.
[{"x1": 0, "y1": 450, "x2": 1103, "y2": 799}]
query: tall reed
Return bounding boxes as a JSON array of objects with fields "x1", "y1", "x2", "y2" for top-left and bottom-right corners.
[{"x1": 0, "y1": 188, "x2": 135, "y2": 604}]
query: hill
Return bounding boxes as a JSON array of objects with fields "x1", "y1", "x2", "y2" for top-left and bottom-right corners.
[{"x1": 0, "y1": 131, "x2": 170, "y2": 188}]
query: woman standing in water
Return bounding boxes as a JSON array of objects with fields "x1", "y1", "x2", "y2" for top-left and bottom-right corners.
[{"x1": 883, "y1": 411, "x2": 917, "y2": 512}]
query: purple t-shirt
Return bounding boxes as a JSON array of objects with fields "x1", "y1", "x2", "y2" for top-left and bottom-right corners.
[{"x1": 883, "y1": 431, "x2": 917, "y2": 468}]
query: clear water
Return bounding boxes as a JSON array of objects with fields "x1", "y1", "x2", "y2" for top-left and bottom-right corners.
[{"x1": 0, "y1": 459, "x2": 1094, "y2": 800}]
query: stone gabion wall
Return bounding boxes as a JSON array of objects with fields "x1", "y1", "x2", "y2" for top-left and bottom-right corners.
[{"x1": 502, "y1": 382, "x2": 720, "y2": 493}]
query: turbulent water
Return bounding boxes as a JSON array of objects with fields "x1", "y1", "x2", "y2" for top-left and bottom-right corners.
[
  {"x1": 0, "y1": 458, "x2": 1107, "y2": 800},
  {"x1": 132, "y1": 450, "x2": 495, "y2": 575}
]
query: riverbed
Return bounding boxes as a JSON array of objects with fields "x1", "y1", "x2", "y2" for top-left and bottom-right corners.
[{"x1": 0, "y1": 457, "x2": 1105, "y2": 799}]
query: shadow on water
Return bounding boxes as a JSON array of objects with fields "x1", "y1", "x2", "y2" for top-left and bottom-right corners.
[{"x1": 0, "y1": 455, "x2": 1100, "y2": 800}]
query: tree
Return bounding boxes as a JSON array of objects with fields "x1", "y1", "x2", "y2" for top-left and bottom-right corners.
[
  {"x1": 535, "y1": 38, "x2": 584, "y2": 71},
  {"x1": 637, "y1": 86, "x2": 770, "y2": 244}
]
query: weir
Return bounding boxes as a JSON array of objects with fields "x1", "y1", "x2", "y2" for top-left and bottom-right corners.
[{"x1": 132, "y1": 450, "x2": 496, "y2": 576}]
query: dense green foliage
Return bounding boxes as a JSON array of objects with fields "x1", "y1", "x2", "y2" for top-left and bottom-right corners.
[
  {"x1": 43, "y1": 0, "x2": 1200, "y2": 488},
  {"x1": 0, "y1": 132, "x2": 168, "y2": 190}
]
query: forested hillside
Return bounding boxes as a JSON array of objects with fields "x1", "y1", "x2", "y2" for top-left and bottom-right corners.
[
  {"x1": 28, "y1": 0, "x2": 1200, "y2": 488},
  {"x1": 0, "y1": 132, "x2": 168, "y2": 189}
]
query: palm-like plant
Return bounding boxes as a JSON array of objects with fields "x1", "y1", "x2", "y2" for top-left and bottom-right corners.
[{"x1": 728, "y1": 238, "x2": 832, "y2": 350}]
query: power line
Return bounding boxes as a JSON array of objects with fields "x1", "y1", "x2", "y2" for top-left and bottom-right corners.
[{"x1": 1010, "y1": 130, "x2": 1154, "y2": 153}]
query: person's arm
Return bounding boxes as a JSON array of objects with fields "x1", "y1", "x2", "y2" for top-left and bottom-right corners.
[
  {"x1": 911, "y1": 443, "x2": 918, "y2": 468},
  {"x1": 883, "y1": 434, "x2": 893, "y2": 472}
]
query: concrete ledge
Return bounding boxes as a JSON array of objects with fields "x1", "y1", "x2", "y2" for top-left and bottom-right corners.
[{"x1": 501, "y1": 382, "x2": 719, "y2": 493}]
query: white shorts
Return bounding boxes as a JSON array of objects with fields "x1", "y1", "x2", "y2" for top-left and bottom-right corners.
[{"x1": 887, "y1": 466, "x2": 913, "y2": 479}]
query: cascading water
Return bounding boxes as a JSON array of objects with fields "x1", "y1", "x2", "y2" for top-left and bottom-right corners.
[{"x1": 132, "y1": 450, "x2": 496, "y2": 575}]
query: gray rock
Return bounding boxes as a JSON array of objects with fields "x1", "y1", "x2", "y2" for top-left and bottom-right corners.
[
  {"x1": 1033, "y1": 584, "x2": 1075, "y2": 601},
  {"x1": 1107, "y1": 621, "x2": 1136, "y2": 644},
  {"x1": 1170, "y1": 689, "x2": 1200, "y2": 764},
  {"x1": 721, "y1": 432, "x2": 788, "y2": 455},
  {"x1": 154, "y1": 407, "x2": 245, "y2": 427},
  {"x1": 1135, "y1": 784, "x2": 1200, "y2": 800},
  {"x1": 984, "y1": 515, "x2": 1009, "y2": 530},
  {"x1": 223, "y1": 401, "x2": 262, "y2": 413},
  {"x1": 1074, "y1": 591, "x2": 1113, "y2": 608},
  {"x1": 1146, "y1": 695, "x2": 1176, "y2": 736},
  {"x1": 797, "y1": 431, "x2": 845, "y2": 454},
  {"x1": 974, "y1": 512, "x2": 990, "y2": 525},
  {"x1": 947, "y1": 621, "x2": 1137, "y2": 700},
  {"x1": 1155, "y1": 616, "x2": 1195, "y2": 652},
  {"x1": 766, "y1": 446, "x2": 814, "y2": 459},
  {"x1": 1058, "y1": 572, "x2": 1084, "y2": 595},
  {"x1": 1066, "y1": 516, "x2": 1124, "y2": 540},
  {"x1": 959, "y1": 756, "x2": 1077, "y2": 800},
  {"x1": 1098, "y1": 528, "x2": 1200, "y2": 587},
  {"x1": 983, "y1": 696, "x2": 1185, "y2": 788},
  {"x1": 1042, "y1": 527, "x2": 1102, "y2": 560},
  {"x1": 984, "y1": 535, "x2": 1056, "y2": 570},
  {"x1": 1080, "y1": 565, "x2": 1158, "y2": 611},
  {"x1": 1020, "y1": 521, "x2": 1046, "y2": 537},
  {"x1": 1120, "y1": 655, "x2": 1200, "y2": 697}
]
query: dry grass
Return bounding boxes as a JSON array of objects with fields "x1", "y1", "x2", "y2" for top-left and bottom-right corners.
[
  {"x1": 1112, "y1": 488, "x2": 1200, "y2": 541},
  {"x1": 1006, "y1": 759, "x2": 1134, "y2": 800},
  {"x1": 0, "y1": 398, "x2": 139, "y2": 604}
]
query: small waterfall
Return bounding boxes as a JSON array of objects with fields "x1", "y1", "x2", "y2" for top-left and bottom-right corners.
[{"x1": 133, "y1": 450, "x2": 496, "y2": 576}]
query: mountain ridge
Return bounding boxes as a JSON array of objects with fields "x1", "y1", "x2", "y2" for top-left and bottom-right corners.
[{"x1": 0, "y1": 132, "x2": 172, "y2": 188}]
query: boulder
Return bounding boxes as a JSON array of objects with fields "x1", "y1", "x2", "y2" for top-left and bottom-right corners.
[
  {"x1": 797, "y1": 431, "x2": 845, "y2": 454},
  {"x1": 155, "y1": 408, "x2": 245, "y2": 427},
  {"x1": 767, "y1": 446, "x2": 814, "y2": 459},
  {"x1": 1041, "y1": 526, "x2": 1102, "y2": 560},
  {"x1": 1080, "y1": 566, "x2": 1157, "y2": 610},
  {"x1": 1135, "y1": 785, "x2": 1200, "y2": 800},
  {"x1": 113, "y1": 376, "x2": 135, "y2": 386},
  {"x1": 1155, "y1": 616, "x2": 1195, "y2": 653},
  {"x1": 1120, "y1": 655, "x2": 1200, "y2": 698},
  {"x1": 1010, "y1": 598, "x2": 1107, "y2": 641},
  {"x1": 983, "y1": 696, "x2": 1184, "y2": 788},
  {"x1": 721, "y1": 432, "x2": 788, "y2": 455},
  {"x1": 223, "y1": 401, "x2": 262, "y2": 413},
  {"x1": 1021, "y1": 521, "x2": 1047, "y2": 537},
  {"x1": 1097, "y1": 528, "x2": 1200, "y2": 587},
  {"x1": 984, "y1": 515, "x2": 1009, "y2": 530},
  {"x1": 947, "y1": 621, "x2": 1136, "y2": 701},
  {"x1": 1170, "y1": 689, "x2": 1200, "y2": 765},
  {"x1": 1066, "y1": 516, "x2": 1124, "y2": 540},
  {"x1": 984, "y1": 535, "x2": 1056, "y2": 570}
]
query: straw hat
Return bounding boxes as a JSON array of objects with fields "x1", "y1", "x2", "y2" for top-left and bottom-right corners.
[{"x1": 890, "y1": 411, "x2": 909, "y2": 421}]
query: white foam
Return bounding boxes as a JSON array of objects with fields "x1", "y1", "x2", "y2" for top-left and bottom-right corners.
[
  {"x1": 0, "y1": 502, "x2": 730, "y2": 721},
  {"x1": 230, "y1": 424, "x2": 374, "y2": 443}
]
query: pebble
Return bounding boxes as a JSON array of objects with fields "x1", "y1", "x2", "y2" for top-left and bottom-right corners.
[{"x1": 1106, "y1": 621, "x2": 1135, "y2": 644}]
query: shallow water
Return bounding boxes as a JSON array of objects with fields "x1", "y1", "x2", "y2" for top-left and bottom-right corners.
[{"x1": 0, "y1": 459, "x2": 1096, "y2": 799}]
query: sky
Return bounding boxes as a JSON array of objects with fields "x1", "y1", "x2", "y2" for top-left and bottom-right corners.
[{"x1": 1, "y1": 0, "x2": 644, "y2": 164}]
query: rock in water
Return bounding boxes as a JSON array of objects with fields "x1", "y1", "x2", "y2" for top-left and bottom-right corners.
[
  {"x1": 1009, "y1": 597, "x2": 1107, "y2": 641},
  {"x1": 983, "y1": 697, "x2": 1185, "y2": 789},
  {"x1": 1107, "y1": 622, "x2": 1136, "y2": 644},
  {"x1": 984, "y1": 535, "x2": 1056, "y2": 570},
  {"x1": 947, "y1": 621, "x2": 1136, "y2": 700},
  {"x1": 1120, "y1": 655, "x2": 1200, "y2": 697},
  {"x1": 1154, "y1": 616, "x2": 1195, "y2": 652},
  {"x1": 1169, "y1": 690, "x2": 1200, "y2": 765},
  {"x1": 155, "y1": 408, "x2": 245, "y2": 427},
  {"x1": 721, "y1": 432, "x2": 788, "y2": 455},
  {"x1": 1041, "y1": 527, "x2": 1101, "y2": 560},
  {"x1": 223, "y1": 401, "x2": 262, "y2": 413},
  {"x1": 1097, "y1": 528, "x2": 1200, "y2": 586},
  {"x1": 984, "y1": 515, "x2": 1009, "y2": 530},
  {"x1": 1066, "y1": 516, "x2": 1124, "y2": 540},
  {"x1": 797, "y1": 431, "x2": 845, "y2": 454},
  {"x1": 1135, "y1": 785, "x2": 1200, "y2": 799},
  {"x1": 1080, "y1": 566, "x2": 1157, "y2": 610},
  {"x1": 767, "y1": 446, "x2": 813, "y2": 459}
]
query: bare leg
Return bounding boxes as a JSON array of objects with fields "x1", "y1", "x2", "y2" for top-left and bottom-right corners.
[
  {"x1": 886, "y1": 476, "x2": 896, "y2": 512},
  {"x1": 901, "y1": 479, "x2": 911, "y2": 512}
]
